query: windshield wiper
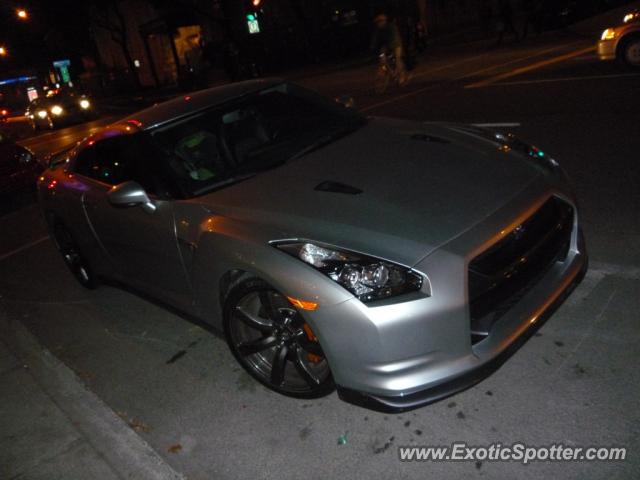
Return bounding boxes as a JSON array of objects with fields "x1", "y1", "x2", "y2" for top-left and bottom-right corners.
[
  {"x1": 288, "y1": 124, "x2": 361, "y2": 162},
  {"x1": 193, "y1": 172, "x2": 257, "y2": 196}
]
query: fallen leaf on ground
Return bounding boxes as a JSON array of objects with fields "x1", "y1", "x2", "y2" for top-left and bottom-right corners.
[
  {"x1": 168, "y1": 444, "x2": 182, "y2": 454},
  {"x1": 129, "y1": 419, "x2": 152, "y2": 433}
]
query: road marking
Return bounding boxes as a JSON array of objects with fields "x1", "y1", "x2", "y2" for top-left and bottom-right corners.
[
  {"x1": 481, "y1": 72, "x2": 640, "y2": 87},
  {"x1": 465, "y1": 45, "x2": 596, "y2": 89},
  {"x1": 360, "y1": 42, "x2": 587, "y2": 112},
  {"x1": 17, "y1": 116, "x2": 119, "y2": 147},
  {"x1": 472, "y1": 122, "x2": 521, "y2": 128},
  {"x1": 410, "y1": 51, "x2": 494, "y2": 79},
  {"x1": 456, "y1": 43, "x2": 576, "y2": 80},
  {"x1": 0, "y1": 236, "x2": 49, "y2": 262}
]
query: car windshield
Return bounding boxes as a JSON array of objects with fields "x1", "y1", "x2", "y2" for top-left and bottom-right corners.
[{"x1": 148, "y1": 82, "x2": 365, "y2": 197}]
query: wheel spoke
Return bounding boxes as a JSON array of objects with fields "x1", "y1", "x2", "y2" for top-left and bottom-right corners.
[
  {"x1": 270, "y1": 344, "x2": 288, "y2": 386},
  {"x1": 237, "y1": 335, "x2": 278, "y2": 356},
  {"x1": 259, "y1": 290, "x2": 281, "y2": 321},
  {"x1": 293, "y1": 347, "x2": 320, "y2": 386},
  {"x1": 235, "y1": 306, "x2": 274, "y2": 333},
  {"x1": 297, "y1": 337, "x2": 323, "y2": 356}
]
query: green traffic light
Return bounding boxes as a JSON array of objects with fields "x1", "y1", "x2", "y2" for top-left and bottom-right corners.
[{"x1": 247, "y1": 14, "x2": 255, "y2": 21}]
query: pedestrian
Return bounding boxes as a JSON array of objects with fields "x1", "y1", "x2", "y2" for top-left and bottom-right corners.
[{"x1": 496, "y1": 0, "x2": 519, "y2": 45}]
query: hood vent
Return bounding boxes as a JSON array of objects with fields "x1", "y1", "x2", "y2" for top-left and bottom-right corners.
[
  {"x1": 314, "y1": 181, "x2": 363, "y2": 195},
  {"x1": 410, "y1": 133, "x2": 450, "y2": 144}
]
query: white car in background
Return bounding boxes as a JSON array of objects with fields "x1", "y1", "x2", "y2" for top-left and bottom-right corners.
[{"x1": 598, "y1": 9, "x2": 640, "y2": 67}]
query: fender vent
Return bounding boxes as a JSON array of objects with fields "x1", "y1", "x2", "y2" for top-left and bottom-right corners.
[{"x1": 314, "y1": 181, "x2": 363, "y2": 195}]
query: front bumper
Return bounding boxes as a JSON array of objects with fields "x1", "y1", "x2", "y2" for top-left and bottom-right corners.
[
  {"x1": 597, "y1": 39, "x2": 617, "y2": 61},
  {"x1": 304, "y1": 180, "x2": 587, "y2": 412},
  {"x1": 337, "y1": 254, "x2": 587, "y2": 412}
]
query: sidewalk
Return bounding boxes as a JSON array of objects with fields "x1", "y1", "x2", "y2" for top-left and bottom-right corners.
[{"x1": 0, "y1": 310, "x2": 184, "y2": 480}]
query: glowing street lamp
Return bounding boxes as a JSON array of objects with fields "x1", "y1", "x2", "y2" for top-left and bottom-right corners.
[
  {"x1": 17, "y1": 8, "x2": 29, "y2": 20},
  {"x1": 0, "y1": 46, "x2": 7, "y2": 57}
]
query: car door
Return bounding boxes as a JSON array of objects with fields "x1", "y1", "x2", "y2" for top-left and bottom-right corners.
[{"x1": 76, "y1": 134, "x2": 192, "y2": 307}]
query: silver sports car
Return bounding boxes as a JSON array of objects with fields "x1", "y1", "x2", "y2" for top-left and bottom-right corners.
[{"x1": 38, "y1": 80, "x2": 587, "y2": 411}]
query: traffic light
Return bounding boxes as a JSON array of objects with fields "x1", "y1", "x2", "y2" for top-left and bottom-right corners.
[{"x1": 245, "y1": 0, "x2": 262, "y2": 34}]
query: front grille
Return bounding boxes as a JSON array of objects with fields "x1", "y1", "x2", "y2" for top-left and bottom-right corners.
[{"x1": 468, "y1": 197, "x2": 574, "y2": 345}]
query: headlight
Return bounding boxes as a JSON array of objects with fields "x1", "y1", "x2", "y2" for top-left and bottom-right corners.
[
  {"x1": 275, "y1": 242, "x2": 423, "y2": 303},
  {"x1": 37, "y1": 110, "x2": 48, "y2": 119},
  {"x1": 495, "y1": 132, "x2": 559, "y2": 171},
  {"x1": 79, "y1": 99, "x2": 90, "y2": 109},
  {"x1": 601, "y1": 28, "x2": 617, "y2": 41},
  {"x1": 50, "y1": 105, "x2": 64, "y2": 116}
]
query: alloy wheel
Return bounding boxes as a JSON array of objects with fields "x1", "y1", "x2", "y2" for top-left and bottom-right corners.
[{"x1": 225, "y1": 281, "x2": 333, "y2": 398}]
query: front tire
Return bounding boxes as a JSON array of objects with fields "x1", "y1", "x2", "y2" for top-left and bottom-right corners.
[
  {"x1": 53, "y1": 224, "x2": 99, "y2": 289},
  {"x1": 374, "y1": 65, "x2": 391, "y2": 95},
  {"x1": 621, "y1": 35, "x2": 640, "y2": 68},
  {"x1": 223, "y1": 278, "x2": 334, "y2": 398}
]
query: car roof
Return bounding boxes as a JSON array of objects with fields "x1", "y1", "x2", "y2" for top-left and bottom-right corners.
[{"x1": 120, "y1": 78, "x2": 283, "y2": 131}]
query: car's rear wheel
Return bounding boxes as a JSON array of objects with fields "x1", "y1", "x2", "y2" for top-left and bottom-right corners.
[
  {"x1": 224, "y1": 278, "x2": 334, "y2": 398},
  {"x1": 621, "y1": 36, "x2": 640, "y2": 68},
  {"x1": 53, "y1": 224, "x2": 99, "y2": 289}
]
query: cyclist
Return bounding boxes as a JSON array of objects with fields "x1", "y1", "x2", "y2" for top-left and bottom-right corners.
[{"x1": 370, "y1": 12, "x2": 408, "y2": 86}]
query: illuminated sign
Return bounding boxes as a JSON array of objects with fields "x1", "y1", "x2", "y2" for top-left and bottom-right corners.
[{"x1": 247, "y1": 13, "x2": 260, "y2": 34}]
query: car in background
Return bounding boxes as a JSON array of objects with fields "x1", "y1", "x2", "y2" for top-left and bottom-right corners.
[
  {"x1": 598, "y1": 9, "x2": 640, "y2": 67},
  {"x1": 0, "y1": 130, "x2": 41, "y2": 198},
  {"x1": 37, "y1": 80, "x2": 587, "y2": 411},
  {"x1": 25, "y1": 91, "x2": 95, "y2": 130}
]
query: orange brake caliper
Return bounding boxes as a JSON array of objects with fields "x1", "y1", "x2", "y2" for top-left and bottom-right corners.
[{"x1": 302, "y1": 323, "x2": 322, "y2": 363}]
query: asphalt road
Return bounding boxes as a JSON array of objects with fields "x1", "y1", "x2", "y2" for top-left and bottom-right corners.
[{"x1": 1, "y1": 8, "x2": 639, "y2": 480}]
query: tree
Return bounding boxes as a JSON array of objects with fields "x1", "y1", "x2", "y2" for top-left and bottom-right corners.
[{"x1": 89, "y1": 0, "x2": 141, "y2": 89}]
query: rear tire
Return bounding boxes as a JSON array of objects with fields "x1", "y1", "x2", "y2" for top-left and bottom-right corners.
[
  {"x1": 53, "y1": 223, "x2": 99, "y2": 289},
  {"x1": 374, "y1": 66, "x2": 391, "y2": 95}
]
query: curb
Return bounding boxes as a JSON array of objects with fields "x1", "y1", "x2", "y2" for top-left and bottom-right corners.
[{"x1": 0, "y1": 309, "x2": 186, "y2": 480}]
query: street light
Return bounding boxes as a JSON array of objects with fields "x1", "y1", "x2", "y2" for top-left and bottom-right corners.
[
  {"x1": 0, "y1": 46, "x2": 7, "y2": 57},
  {"x1": 16, "y1": 8, "x2": 28, "y2": 20}
]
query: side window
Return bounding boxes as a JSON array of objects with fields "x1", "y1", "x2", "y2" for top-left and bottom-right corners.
[
  {"x1": 73, "y1": 135, "x2": 176, "y2": 198},
  {"x1": 74, "y1": 136, "x2": 136, "y2": 186},
  {"x1": 73, "y1": 145, "x2": 99, "y2": 179}
]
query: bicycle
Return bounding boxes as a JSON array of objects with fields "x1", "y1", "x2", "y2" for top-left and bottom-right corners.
[{"x1": 373, "y1": 52, "x2": 399, "y2": 94}]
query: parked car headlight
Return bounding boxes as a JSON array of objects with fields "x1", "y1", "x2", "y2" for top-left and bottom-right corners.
[
  {"x1": 623, "y1": 11, "x2": 639, "y2": 23},
  {"x1": 275, "y1": 242, "x2": 423, "y2": 303},
  {"x1": 79, "y1": 99, "x2": 91, "y2": 109},
  {"x1": 37, "y1": 110, "x2": 48, "y2": 119},
  {"x1": 601, "y1": 28, "x2": 617, "y2": 41},
  {"x1": 495, "y1": 132, "x2": 560, "y2": 171},
  {"x1": 50, "y1": 105, "x2": 64, "y2": 116}
]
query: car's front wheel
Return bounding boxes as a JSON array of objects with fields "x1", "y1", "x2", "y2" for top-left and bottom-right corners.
[
  {"x1": 224, "y1": 278, "x2": 334, "y2": 398},
  {"x1": 53, "y1": 223, "x2": 99, "y2": 289},
  {"x1": 621, "y1": 35, "x2": 640, "y2": 68}
]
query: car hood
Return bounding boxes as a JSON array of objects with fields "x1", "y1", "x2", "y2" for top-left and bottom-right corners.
[{"x1": 201, "y1": 117, "x2": 543, "y2": 267}]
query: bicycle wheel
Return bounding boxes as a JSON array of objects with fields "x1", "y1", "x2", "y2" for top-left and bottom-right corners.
[{"x1": 374, "y1": 66, "x2": 392, "y2": 94}]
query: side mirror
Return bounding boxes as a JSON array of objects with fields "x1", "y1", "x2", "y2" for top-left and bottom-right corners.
[
  {"x1": 107, "y1": 181, "x2": 156, "y2": 213},
  {"x1": 336, "y1": 95, "x2": 356, "y2": 109},
  {"x1": 17, "y1": 150, "x2": 34, "y2": 164}
]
